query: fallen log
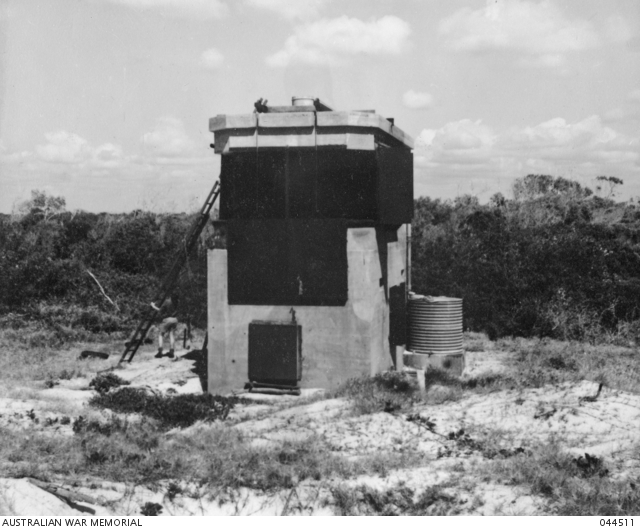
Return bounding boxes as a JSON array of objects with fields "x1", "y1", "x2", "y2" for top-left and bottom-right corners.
[
  {"x1": 79, "y1": 350, "x2": 110, "y2": 360},
  {"x1": 26, "y1": 478, "x2": 98, "y2": 506}
]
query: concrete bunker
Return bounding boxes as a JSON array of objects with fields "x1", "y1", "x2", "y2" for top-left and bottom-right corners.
[{"x1": 207, "y1": 97, "x2": 414, "y2": 393}]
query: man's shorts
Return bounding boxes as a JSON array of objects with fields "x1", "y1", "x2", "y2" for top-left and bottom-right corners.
[{"x1": 160, "y1": 317, "x2": 178, "y2": 334}]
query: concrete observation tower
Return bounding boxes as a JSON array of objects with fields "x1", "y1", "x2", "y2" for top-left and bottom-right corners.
[{"x1": 207, "y1": 97, "x2": 414, "y2": 393}]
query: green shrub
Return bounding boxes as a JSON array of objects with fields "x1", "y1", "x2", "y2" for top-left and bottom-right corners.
[
  {"x1": 331, "y1": 484, "x2": 463, "y2": 515},
  {"x1": 89, "y1": 388, "x2": 239, "y2": 428},
  {"x1": 140, "y1": 503, "x2": 163, "y2": 516},
  {"x1": 372, "y1": 371, "x2": 414, "y2": 393},
  {"x1": 89, "y1": 373, "x2": 130, "y2": 394}
]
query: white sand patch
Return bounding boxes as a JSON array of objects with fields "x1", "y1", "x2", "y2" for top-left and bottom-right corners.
[
  {"x1": 114, "y1": 352, "x2": 202, "y2": 393},
  {"x1": 234, "y1": 398, "x2": 351, "y2": 436},
  {"x1": 464, "y1": 350, "x2": 513, "y2": 378},
  {"x1": 470, "y1": 483, "x2": 541, "y2": 515},
  {"x1": 320, "y1": 411, "x2": 432, "y2": 455},
  {"x1": 406, "y1": 380, "x2": 640, "y2": 459},
  {"x1": 37, "y1": 388, "x2": 93, "y2": 409}
]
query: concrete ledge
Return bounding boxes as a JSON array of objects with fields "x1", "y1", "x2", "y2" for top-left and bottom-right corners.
[
  {"x1": 210, "y1": 114, "x2": 257, "y2": 132},
  {"x1": 258, "y1": 112, "x2": 315, "y2": 128},
  {"x1": 211, "y1": 110, "x2": 413, "y2": 151}
]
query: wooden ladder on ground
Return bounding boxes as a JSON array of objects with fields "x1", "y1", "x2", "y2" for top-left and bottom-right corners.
[{"x1": 119, "y1": 180, "x2": 220, "y2": 363}]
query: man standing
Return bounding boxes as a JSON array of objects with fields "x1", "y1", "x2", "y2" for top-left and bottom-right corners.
[{"x1": 151, "y1": 294, "x2": 179, "y2": 359}]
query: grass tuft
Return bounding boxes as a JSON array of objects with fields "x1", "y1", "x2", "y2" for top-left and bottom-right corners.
[
  {"x1": 504, "y1": 338, "x2": 640, "y2": 394},
  {"x1": 489, "y1": 443, "x2": 640, "y2": 515},
  {"x1": 335, "y1": 371, "x2": 421, "y2": 415},
  {"x1": 0, "y1": 329, "x2": 118, "y2": 387}
]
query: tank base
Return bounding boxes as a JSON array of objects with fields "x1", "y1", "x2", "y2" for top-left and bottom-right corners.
[{"x1": 403, "y1": 351, "x2": 465, "y2": 377}]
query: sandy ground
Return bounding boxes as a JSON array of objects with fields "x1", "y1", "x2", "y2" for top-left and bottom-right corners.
[{"x1": 0, "y1": 347, "x2": 639, "y2": 515}]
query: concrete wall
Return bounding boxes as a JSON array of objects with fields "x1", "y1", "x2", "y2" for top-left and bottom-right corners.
[{"x1": 207, "y1": 225, "x2": 407, "y2": 393}]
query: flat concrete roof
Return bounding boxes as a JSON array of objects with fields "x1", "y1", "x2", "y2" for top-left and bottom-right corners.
[{"x1": 210, "y1": 109, "x2": 414, "y2": 154}]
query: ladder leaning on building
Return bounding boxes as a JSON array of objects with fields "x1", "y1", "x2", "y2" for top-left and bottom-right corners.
[{"x1": 119, "y1": 180, "x2": 220, "y2": 363}]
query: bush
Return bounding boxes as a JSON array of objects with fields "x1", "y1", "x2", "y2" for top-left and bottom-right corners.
[
  {"x1": 140, "y1": 503, "x2": 163, "y2": 516},
  {"x1": 89, "y1": 373, "x2": 130, "y2": 394},
  {"x1": 89, "y1": 388, "x2": 239, "y2": 428},
  {"x1": 331, "y1": 484, "x2": 463, "y2": 515}
]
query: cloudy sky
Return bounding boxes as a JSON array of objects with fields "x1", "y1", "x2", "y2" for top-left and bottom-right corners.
[{"x1": 0, "y1": 0, "x2": 639, "y2": 213}]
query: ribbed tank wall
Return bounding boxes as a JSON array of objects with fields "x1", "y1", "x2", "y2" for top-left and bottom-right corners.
[{"x1": 407, "y1": 295, "x2": 463, "y2": 354}]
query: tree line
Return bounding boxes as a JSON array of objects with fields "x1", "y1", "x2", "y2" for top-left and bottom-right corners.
[
  {"x1": 2, "y1": 176, "x2": 640, "y2": 344},
  {"x1": 412, "y1": 175, "x2": 640, "y2": 342},
  {"x1": 0, "y1": 191, "x2": 209, "y2": 341}
]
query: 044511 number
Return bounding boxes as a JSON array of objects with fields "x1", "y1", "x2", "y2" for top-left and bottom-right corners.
[{"x1": 601, "y1": 520, "x2": 634, "y2": 527}]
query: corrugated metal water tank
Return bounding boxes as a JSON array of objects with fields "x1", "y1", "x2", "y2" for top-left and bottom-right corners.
[{"x1": 407, "y1": 295, "x2": 463, "y2": 354}]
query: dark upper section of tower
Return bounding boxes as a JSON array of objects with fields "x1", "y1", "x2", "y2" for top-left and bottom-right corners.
[{"x1": 210, "y1": 97, "x2": 414, "y2": 225}]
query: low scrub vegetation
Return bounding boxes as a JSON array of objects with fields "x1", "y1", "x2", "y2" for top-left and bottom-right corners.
[
  {"x1": 3, "y1": 175, "x2": 640, "y2": 346},
  {"x1": 0, "y1": 328, "x2": 121, "y2": 389},
  {"x1": 0, "y1": 190, "x2": 212, "y2": 341},
  {"x1": 0, "y1": 335, "x2": 638, "y2": 513},
  {"x1": 496, "y1": 336, "x2": 640, "y2": 394},
  {"x1": 331, "y1": 484, "x2": 465, "y2": 516},
  {"x1": 335, "y1": 371, "x2": 421, "y2": 415},
  {"x1": 0, "y1": 421, "x2": 383, "y2": 493},
  {"x1": 413, "y1": 174, "x2": 640, "y2": 342},
  {"x1": 1, "y1": 181, "x2": 640, "y2": 515},
  {"x1": 89, "y1": 388, "x2": 239, "y2": 428},
  {"x1": 89, "y1": 373, "x2": 130, "y2": 394},
  {"x1": 489, "y1": 444, "x2": 640, "y2": 515}
]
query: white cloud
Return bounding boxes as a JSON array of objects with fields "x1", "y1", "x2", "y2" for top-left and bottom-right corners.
[
  {"x1": 439, "y1": 0, "x2": 601, "y2": 67},
  {"x1": 266, "y1": 16, "x2": 411, "y2": 67},
  {"x1": 416, "y1": 119, "x2": 495, "y2": 167},
  {"x1": 10, "y1": 119, "x2": 205, "y2": 176},
  {"x1": 35, "y1": 131, "x2": 124, "y2": 167},
  {"x1": 200, "y1": 48, "x2": 224, "y2": 69},
  {"x1": 99, "y1": 0, "x2": 228, "y2": 19},
  {"x1": 498, "y1": 116, "x2": 640, "y2": 168},
  {"x1": 1, "y1": 123, "x2": 216, "y2": 213},
  {"x1": 629, "y1": 89, "x2": 640, "y2": 102},
  {"x1": 402, "y1": 90, "x2": 434, "y2": 110},
  {"x1": 141, "y1": 117, "x2": 198, "y2": 158},
  {"x1": 93, "y1": 143, "x2": 124, "y2": 168},
  {"x1": 414, "y1": 115, "x2": 640, "y2": 198},
  {"x1": 244, "y1": 0, "x2": 329, "y2": 20},
  {"x1": 22, "y1": 122, "x2": 202, "y2": 173},
  {"x1": 36, "y1": 131, "x2": 91, "y2": 163}
]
